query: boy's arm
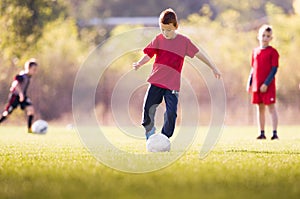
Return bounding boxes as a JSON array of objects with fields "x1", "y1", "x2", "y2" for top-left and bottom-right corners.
[
  {"x1": 10, "y1": 80, "x2": 25, "y2": 102},
  {"x1": 246, "y1": 68, "x2": 253, "y2": 93},
  {"x1": 195, "y1": 52, "x2": 221, "y2": 79},
  {"x1": 133, "y1": 54, "x2": 151, "y2": 71},
  {"x1": 260, "y1": 66, "x2": 278, "y2": 93},
  {"x1": 264, "y1": 66, "x2": 277, "y2": 86}
]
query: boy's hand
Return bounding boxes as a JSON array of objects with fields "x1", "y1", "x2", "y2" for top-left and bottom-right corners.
[
  {"x1": 246, "y1": 84, "x2": 252, "y2": 93},
  {"x1": 19, "y1": 93, "x2": 25, "y2": 102},
  {"x1": 260, "y1": 84, "x2": 268, "y2": 93},
  {"x1": 212, "y1": 68, "x2": 221, "y2": 79},
  {"x1": 132, "y1": 62, "x2": 140, "y2": 71}
]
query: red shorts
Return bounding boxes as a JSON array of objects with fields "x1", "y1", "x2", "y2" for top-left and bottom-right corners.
[{"x1": 252, "y1": 89, "x2": 276, "y2": 105}]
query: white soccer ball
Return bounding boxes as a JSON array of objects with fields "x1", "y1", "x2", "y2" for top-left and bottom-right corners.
[
  {"x1": 146, "y1": 133, "x2": 171, "y2": 152},
  {"x1": 32, "y1": 120, "x2": 48, "y2": 134}
]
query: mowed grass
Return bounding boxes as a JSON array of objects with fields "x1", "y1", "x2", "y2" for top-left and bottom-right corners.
[{"x1": 0, "y1": 125, "x2": 300, "y2": 199}]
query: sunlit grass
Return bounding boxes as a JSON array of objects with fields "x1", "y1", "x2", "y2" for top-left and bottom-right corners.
[{"x1": 0, "y1": 125, "x2": 299, "y2": 199}]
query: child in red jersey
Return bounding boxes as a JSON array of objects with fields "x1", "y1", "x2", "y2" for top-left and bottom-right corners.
[
  {"x1": 0, "y1": 58, "x2": 38, "y2": 133},
  {"x1": 133, "y1": 8, "x2": 221, "y2": 140},
  {"x1": 247, "y1": 25, "x2": 279, "y2": 140}
]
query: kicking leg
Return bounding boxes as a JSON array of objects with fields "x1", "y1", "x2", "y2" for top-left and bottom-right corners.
[
  {"x1": 0, "y1": 94, "x2": 18, "y2": 124},
  {"x1": 142, "y1": 85, "x2": 163, "y2": 139},
  {"x1": 0, "y1": 110, "x2": 9, "y2": 123}
]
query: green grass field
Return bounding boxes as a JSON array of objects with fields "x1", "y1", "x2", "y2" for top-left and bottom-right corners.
[{"x1": 0, "y1": 125, "x2": 300, "y2": 199}]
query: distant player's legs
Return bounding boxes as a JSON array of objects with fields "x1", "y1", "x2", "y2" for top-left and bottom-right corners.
[
  {"x1": 268, "y1": 104, "x2": 278, "y2": 139},
  {"x1": 256, "y1": 104, "x2": 266, "y2": 139},
  {"x1": 0, "y1": 110, "x2": 10, "y2": 123},
  {"x1": 161, "y1": 90, "x2": 178, "y2": 138},
  {"x1": 0, "y1": 94, "x2": 18, "y2": 124},
  {"x1": 20, "y1": 97, "x2": 34, "y2": 133},
  {"x1": 25, "y1": 105, "x2": 34, "y2": 131}
]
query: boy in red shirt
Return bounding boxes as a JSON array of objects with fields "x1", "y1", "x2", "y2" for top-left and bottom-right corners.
[
  {"x1": 247, "y1": 25, "x2": 279, "y2": 140},
  {"x1": 133, "y1": 8, "x2": 221, "y2": 140}
]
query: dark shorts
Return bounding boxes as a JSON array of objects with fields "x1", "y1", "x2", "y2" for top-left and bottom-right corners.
[{"x1": 5, "y1": 94, "x2": 32, "y2": 113}]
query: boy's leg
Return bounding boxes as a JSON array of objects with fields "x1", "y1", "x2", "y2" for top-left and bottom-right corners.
[
  {"x1": 142, "y1": 85, "x2": 164, "y2": 139},
  {"x1": 268, "y1": 104, "x2": 278, "y2": 140},
  {"x1": 0, "y1": 94, "x2": 18, "y2": 124},
  {"x1": 26, "y1": 106, "x2": 34, "y2": 131},
  {"x1": 257, "y1": 104, "x2": 266, "y2": 139},
  {"x1": 161, "y1": 90, "x2": 178, "y2": 138},
  {"x1": 0, "y1": 111, "x2": 9, "y2": 123},
  {"x1": 22, "y1": 98, "x2": 34, "y2": 133}
]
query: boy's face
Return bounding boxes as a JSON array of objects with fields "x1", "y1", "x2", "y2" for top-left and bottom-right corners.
[
  {"x1": 258, "y1": 30, "x2": 273, "y2": 47},
  {"x1": 27, "y1": 65, "x2": 38, "y2": 76},
  {"x1": 160, "y1": 23, "x2": 177, "y2": 39}
]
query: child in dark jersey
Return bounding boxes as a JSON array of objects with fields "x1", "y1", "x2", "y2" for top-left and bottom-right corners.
[
  {"x1": 133, "y1": 8, "x2": 221, "y2": 140},
  {"x1": 0, "y1": 58, "x2": 38, "y2": 133}
]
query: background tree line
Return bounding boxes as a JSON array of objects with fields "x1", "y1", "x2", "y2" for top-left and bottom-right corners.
[{"x1": 0, "y1": 0, "x2": 299, "y2": 124}]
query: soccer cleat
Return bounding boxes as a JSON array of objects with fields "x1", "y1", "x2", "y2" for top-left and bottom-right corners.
[
  {"x1": 28, "y1": 128, "x2": 33, "y2": 134},
  {"x1": 256, "y1": 134, "x2": 266, "y2": 139},
  {"x1": 271, "y1": 134, "x2": 279, "y2": 140},
  {"x1": 146, "y1": 127, "x2": 156, "y2": 140}
]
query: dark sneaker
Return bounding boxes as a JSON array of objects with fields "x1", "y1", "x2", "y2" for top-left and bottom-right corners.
[
  {"x1": 256, "y1": 134, "x2": 266, "y2": 139},
  {"x1": 271, "y1": 134, "x2": 279, "y2": 140},
  {"x1": 28, "y1": 128, "x2": 33, "y2": 134}
]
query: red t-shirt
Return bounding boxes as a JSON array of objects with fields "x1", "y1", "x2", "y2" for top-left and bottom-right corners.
[
  {"x1": 251, "y1": 46, "x2": 279, "y2": 92},
  {"x1": 143, "y1": 33, "x2": 199, "y2": 91}
]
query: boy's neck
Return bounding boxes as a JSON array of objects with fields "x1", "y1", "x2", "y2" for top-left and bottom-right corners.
[
  {"x1": 165, "y1": 32, "x2": 177, "y2": 40},
  {"x1": 260, "y1": 44, "x2": 269, "y2": 49},
  {"x1": 171, "y1": 33, "x2": 177, "y2": 39}
]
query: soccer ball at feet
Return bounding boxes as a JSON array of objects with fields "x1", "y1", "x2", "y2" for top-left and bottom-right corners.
[
  {"x1": 32, "y1": 120, "x2": 48, "y2": 134},
  {"x1": 146, "y1": 133, "x2": 171, "y2": 152}
]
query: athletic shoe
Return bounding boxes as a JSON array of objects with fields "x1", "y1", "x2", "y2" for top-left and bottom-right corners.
[
  {"x1": 28, "y1": 128, "x2": 33, "y2": 133},
  {"x1": 146, "y1": 127, "x2": 155, "y2": 140},
  {"x1": 256, "y1": 134, "x2": 266, "y2": 139},
  {"x1": 271, "y1": 134, "x2": 279, "y2": 140}
]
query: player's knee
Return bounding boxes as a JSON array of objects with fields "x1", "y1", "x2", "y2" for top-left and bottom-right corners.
[
  {"x1": 268, "y1": 105, "x2": 276, "y2": 114},
  {"x1": 27, "y1": 107, "x2": 35, "y2": 115},
  {"x1": 257, "y1": 104, "x2": 265, "y2": 112},
  {"x1": 166, "y1": 110, "x2": 177, "y2": 119},
  {"x1": 2, "y1": 111, "x2": 9, "y2": 117}
]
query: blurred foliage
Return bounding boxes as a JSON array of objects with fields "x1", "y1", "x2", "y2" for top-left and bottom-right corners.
[
  {"x1": 265, "y1": 2, "x2": 300, "y2": 104},
  {"x1": 184, "y1": 3, "x2": 300, "y2": 124},
  {"x1": 181, "y1": 13, "x2": 256, "y2": 105},
  {"x1": 0, "y1": 1, "x2": 300, "y2": 123},
  {"x1": 0, "y1": 0, "x2": 67, "y2": 61},
  {"x1": 211, "y1": 0, "x2": 293, "y2": 22},
  {"x1": 31, "y1": 18, "x2": 88, "y2": 120},
  {"x1": 64, "y1": 0, "x2": 295, "y2": 50},
  {"x1": 65, "y1": 0, "x2": 209, "y2": 19}
]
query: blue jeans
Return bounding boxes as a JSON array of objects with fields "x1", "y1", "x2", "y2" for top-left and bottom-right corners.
[{"x1": 142, "y1": 84, "x2": 178, "y2": 138}]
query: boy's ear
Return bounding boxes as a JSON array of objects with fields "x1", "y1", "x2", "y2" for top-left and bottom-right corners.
[
  {"x1": 174, "y1": 23, "x2": 178, "y2": 29},
  {"x1": 256, "y1": 32, "x2": 260, "y2": 40}
]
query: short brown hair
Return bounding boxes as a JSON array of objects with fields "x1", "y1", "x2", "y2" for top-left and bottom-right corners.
[
  {"x1": 25, "y1": 58, "x2": 38, "y2": 69},
  {"x1": 159, "y1": 8, "x2": 178, "y2": 28},
  {"x1": 258, "y1": 24, "x2": 272, "y2": 35}
]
